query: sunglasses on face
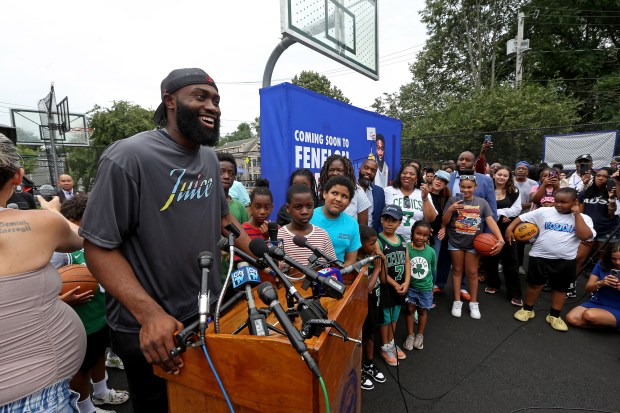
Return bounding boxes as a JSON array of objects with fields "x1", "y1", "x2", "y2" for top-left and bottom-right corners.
[
  {"x1": 459, "y1": 175, "x2": 476, "y2": 181},
  {"x1": 403, "y1": 196, "x2": 411, "y2": 209}
]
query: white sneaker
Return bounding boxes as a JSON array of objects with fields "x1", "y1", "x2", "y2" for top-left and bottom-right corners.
[
  {"x1": 105, "y1": 354, "x2": 124, "y2": 370},
  {"x1": 451, "y1": 301, "x2": 463, "y2": 317},
  {"x1": 92, "y1": 389, "x2": 130, "y2": 406},
  {"x1": 469, "y1": 302, "x2": 481, "y2": 319}
]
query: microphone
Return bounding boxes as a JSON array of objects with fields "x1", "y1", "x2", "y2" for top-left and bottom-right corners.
[
  {"x1": 267, "y1": 245, "x2": 346, "y2": 299},
  {"x1": 231, "y1": 265, "x2": 268, "y2": 336},
  {"x1": 218, "y1": 236, "x2": 263, "y2": 269},
  {"x1": 340, "y1": 255, "x2": 380, "y2": 275},
  {"x1": 248, "y1": 238, "x2": 304, "y2": 303},
  {"x1": 267, "y1": 222, "x2": 279, "y2": 248},
  {"x1": 197, "y1": 251, "x2": 214, "y2": 338},
  {"x1": 257, "y1": 282, "x2": 321, "y2": 378},
  {"x1": 292, "y1": 235, "x2": 343, "y2": 267}
]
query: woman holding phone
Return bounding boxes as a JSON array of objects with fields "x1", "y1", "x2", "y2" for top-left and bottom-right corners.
[
  {"x1": 566, "y1": 244, "x2": 620, "y2": 330},
  {"x1": 530, "y1": 167, "x2": 561, "y2": 209},
  {"x1": 575, "y1": 167, "x2": 620, "y2": 276}
]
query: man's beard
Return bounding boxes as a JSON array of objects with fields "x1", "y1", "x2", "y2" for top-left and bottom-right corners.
[
  {"x1": 175, "y1": 101, "x2": 220, "y2": 147},
  {"x1": 359, "y1": 176, "x2": 371, "y2": 187}
]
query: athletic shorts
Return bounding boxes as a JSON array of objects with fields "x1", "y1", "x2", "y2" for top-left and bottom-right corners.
[
  {"x1": 581, "y1": 301, "x2": 620, "y2": 329},
  {"x1": 362, "y1": 294, "x2": 384, "y2": 341},
  {"x1": 79, "y1": 325, "x2": 110, "y2": 372},
  {"x1": 381, "y1": 305, "x2": 401, "y2": 326},
  {"x1": 405, "y1": 288, "x2": 433, "y2": 309},
  {"x1": 526, "y1": 256, "x2": 576, "y2": 292}
]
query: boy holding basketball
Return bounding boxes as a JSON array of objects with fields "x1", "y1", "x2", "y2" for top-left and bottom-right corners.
[{"x1": 506, "y1": 187, "x2": 595, "y2": 331}]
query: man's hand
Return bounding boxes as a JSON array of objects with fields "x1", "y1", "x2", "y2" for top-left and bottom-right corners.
[
  {"x1": 37, "y1": 195, "x2": 61, "y2": 212},
  {"x1": 139, "y1": 311, "x2": 185, "y2": 374}
]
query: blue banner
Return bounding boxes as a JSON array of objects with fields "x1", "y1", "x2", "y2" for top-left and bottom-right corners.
[{"x1": 260, "y1": 83, "x2": 402, "y2": 219}]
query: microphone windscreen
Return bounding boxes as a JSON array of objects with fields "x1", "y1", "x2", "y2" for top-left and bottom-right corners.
[
  {"x1": 317, "y1": 267, "x2": 343, "y2": 283},
  {"x1": 292, "y1": 235, "x2": 308, "y2": 248},
  {"x1": 257, "y1": 281, "x2": 277, "y2": 304},
  {"x1": 249, "y1": 238, "x2": 269, "y2": 257},
  {"x1": 267, "y1": 222, "x2": 279, "y2": 237}
]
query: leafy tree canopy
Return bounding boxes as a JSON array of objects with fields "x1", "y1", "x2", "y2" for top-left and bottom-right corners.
[{"x1": 291, "y1": 70, "x2": 351, "y2": 104}]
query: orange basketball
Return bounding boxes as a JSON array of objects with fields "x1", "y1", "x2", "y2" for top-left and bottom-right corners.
[
  {"x1": 58, "y1": 264, "x2": 98, "y2": 295},
  {"x1": 513, "y1": 222, "x2": 539, "y2": 242},
  {"x1": 473, "y1": 233, "x2": 498, "y2": 256}
]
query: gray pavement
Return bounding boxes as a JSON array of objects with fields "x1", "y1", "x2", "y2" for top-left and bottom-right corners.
[{"x1": 106, "y1": 274, "x2": 620, "y2": 413}]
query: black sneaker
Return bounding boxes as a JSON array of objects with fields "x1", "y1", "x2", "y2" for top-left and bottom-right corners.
[
  {"x1": 363, "y1": 363, "x2": 386, "y2": 383},
  {"x1": 361, "y1": 373, "x2": 374, "y2": 390}
]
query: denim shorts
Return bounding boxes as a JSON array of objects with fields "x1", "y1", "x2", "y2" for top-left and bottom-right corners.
[
  {"x1": 448, "y1": 240, "x2": 476, "y2": 254},
  {"x1": 405, "y1": 288, "x2": 433, "y2": 309},
  {"x1": 381, "y1": 305, "x2": 401, "y2": 325},
  {"x1": 0, "y1": 378, "x2": 79, "y2": 413}
]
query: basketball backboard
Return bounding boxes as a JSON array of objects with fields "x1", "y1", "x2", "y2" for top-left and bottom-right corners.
[
  {"x1": 10, "y1": 109, "x2": 90, "y2": 146},
  {"x1": 281, "y1": 0, "x2": 378, "y2": 80}
]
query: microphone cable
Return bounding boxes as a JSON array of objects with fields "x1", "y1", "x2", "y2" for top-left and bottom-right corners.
[
  {"x1": 201, "y1": 322, "x2": 235, "y2": 413},
  {"x1": 318, "y1": 376, "x2": 331, "y2": 413}
]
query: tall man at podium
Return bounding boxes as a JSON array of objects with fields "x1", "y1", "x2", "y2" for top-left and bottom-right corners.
[{"x1": 80, "y1": 68, "x2": 252, "y2": 413}]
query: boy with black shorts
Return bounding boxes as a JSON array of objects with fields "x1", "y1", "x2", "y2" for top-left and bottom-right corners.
[
  {"x1": 505, "y1": 188, "x2": 595, "y2": 331},
  {"x1": 358, "y1": 225, "x2": 386, "y2": 390}
]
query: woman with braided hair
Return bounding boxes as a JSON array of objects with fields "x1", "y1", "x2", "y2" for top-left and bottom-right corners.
[{"x1": 318, "y1": 154, "x2": 370, "y2": 225}]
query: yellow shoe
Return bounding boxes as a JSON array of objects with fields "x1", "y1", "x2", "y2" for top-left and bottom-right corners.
[
  {"x1": 514, "y1": 308, "x2": 535, "y2": 322},
  {"x1": 546, "y1": 315, "x2": 568, "y2": 332}
]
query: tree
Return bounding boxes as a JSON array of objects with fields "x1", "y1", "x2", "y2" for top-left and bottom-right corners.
[
  {"x1": 64, "y1": 101, "x2": 154, "y2": 191},
  {"x1": 218, "y1": 122, "x2": 256, "y2": 147},
  {"x1": 411, "y1": 0, "x2": 525, "y2": 106},
  {"x1": 88, "y1": 101, "x2": 155, "y2": 147},
  {"x1": 291, "y1": 70, "x2": 351, "y2": 104},
  {"x1": 16, "y1": 145, "x2": 39, "y2": 174},
  {"x1": 519, "y1": 0, "x2": 620, "y2": 120},
  {"x1": 404, "y1": 83, "x2": 580, "y2": 166}
]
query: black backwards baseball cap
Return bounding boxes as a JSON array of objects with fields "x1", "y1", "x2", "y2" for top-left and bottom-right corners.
[
  {"x1": 575, "y1": 154, "x2": 593, "y2": 163},
  {"x1": 153, "y1": 68, "x2": 218, "y2": 125}
]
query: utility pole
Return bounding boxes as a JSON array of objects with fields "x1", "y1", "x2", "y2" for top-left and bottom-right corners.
[{"x1": 515, "y1": 11, "x2": 525, "y2": 87}]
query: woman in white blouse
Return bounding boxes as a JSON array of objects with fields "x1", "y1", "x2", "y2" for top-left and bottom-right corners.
[{"x1": 384, "y1": 163, "x2": 437, "y2": 242}]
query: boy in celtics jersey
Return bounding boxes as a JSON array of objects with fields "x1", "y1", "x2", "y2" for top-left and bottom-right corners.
[{"x1": 376, "y1": 205, "x2": 411, "y2": 367}]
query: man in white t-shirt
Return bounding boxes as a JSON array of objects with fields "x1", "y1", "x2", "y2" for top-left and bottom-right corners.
[{"x1": 505, "y1": 187, "x2": 595, "y2": 332}]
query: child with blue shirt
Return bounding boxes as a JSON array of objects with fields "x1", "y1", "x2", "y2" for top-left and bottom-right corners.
[{"x1": 310, "y1": 176, "x2": 361, "y2": 266}]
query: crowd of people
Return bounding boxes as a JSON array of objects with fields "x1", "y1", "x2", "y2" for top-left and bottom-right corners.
[{"x1": 2, "y1": 67, "x2": 620, "y2": 413}]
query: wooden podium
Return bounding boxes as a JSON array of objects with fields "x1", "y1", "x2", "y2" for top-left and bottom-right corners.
[{"x1": 154, "y1": 271, "x2": 368, "y2": 412}]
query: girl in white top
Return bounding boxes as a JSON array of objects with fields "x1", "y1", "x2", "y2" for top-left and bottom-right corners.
[{"x1": 384, "y1": 164, "x2": 437, "y2": 242}]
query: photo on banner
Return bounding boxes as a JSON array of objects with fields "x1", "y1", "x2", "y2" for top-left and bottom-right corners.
[{"x1": 260, "y1": 83, "x2": 402, "y2": 219}]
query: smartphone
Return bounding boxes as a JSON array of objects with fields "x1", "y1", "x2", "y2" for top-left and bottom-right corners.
[
  {"x1": 611, "y1": 269, "x2": 619, "y2": 278},
  {"x1": 548, "y1": 170, "x2": 558, "y2": 179},
  {"x1": 455, "y1": 193, "x2": 464, "y2": 202},
  {"x1": 484, "y1": 134, "x2": 492, "y2": 142}
]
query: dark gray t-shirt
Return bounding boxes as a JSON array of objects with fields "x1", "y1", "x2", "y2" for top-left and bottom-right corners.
[
  {"x1": 444, "y1": 196, "x2": 493, "y2": 249},
  {"x1": 79, "y1": 130, "x2": 228, "y2": 333}
]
